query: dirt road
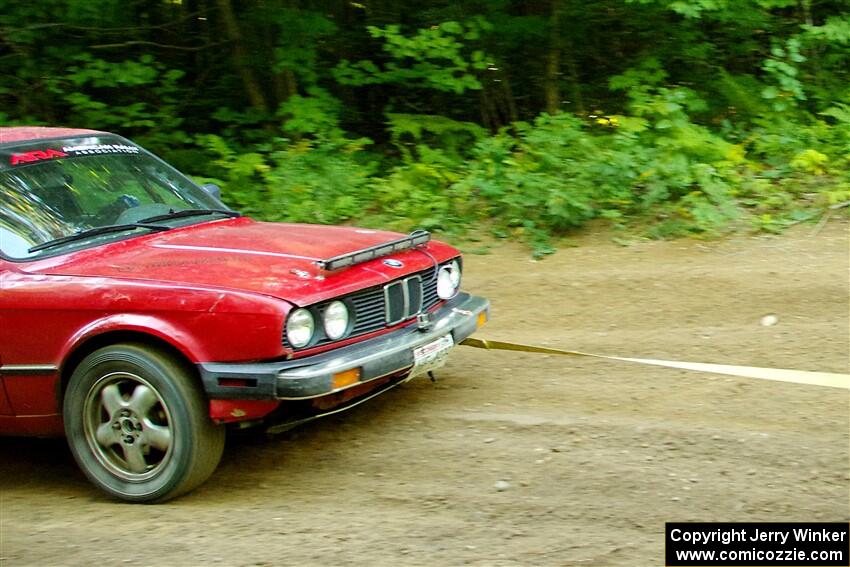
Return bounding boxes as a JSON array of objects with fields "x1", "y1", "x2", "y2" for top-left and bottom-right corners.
[{"x1": 2, "y1": 222, "x2": 848, "y2": 566}]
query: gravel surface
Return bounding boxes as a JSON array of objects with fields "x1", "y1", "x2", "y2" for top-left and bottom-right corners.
[{"x1": 2, "y1": 221, "x2": 848, "y2": 566}]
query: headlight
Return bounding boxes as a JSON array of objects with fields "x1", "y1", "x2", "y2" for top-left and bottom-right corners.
[
  {"x1": 323, "y1": 301, "x2": 350, "y2": 340},
  {"x1": 448, "y1": 259, "x2": 461, "y2": 287},
  {"x1": 437, "y1": 260, "x2": 462, "y2": 299},
  {"x1": 286, "y1": 308, "x2": 315, "y2": 348}
]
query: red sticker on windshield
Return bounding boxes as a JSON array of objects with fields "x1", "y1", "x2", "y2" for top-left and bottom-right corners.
[{"x1": 10, "y1": 149, "x2": 68, "y2": 166}]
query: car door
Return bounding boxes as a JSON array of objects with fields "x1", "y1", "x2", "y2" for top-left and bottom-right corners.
[
  {"x1": 0, "y1": 373, "x2": 12, "y2": 415},
  {"x1": 0, "y1": 256, "x2": 68, "y2": 436},
  {"x1": 0, "y1": 260, "x2": 13, "y2": 415},
  {"x1": 0, "y1": 256, "x2": 64, "y2": 415}
]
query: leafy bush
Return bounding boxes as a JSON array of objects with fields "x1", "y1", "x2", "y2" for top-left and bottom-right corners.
[
  {"x1": 7, "y1": 2, "x2": 844, "y2": 256},
  {"x1": 202, "y1": 76, "x2": 846, "y2": 256},
  {"x1": 62, "y1": 54, "x2": 189, "y2": 151},
  {"x1": 334, "y1": 19, "x2": 492, "y2": 94},
  {"x1": 201, "y1": 133, "x2": 376, "y2": 225}
]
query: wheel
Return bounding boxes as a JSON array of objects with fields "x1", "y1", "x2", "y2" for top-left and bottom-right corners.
[{"x1": 63, "y1": 343, "x2": 225, "y2": 502}]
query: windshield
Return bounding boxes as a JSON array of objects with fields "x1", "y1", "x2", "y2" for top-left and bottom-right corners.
[{"x1": 0, "y1": 136, "x2": 226, "y2": 259}]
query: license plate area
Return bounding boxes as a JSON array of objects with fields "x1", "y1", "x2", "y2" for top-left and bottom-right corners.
[{"x1": 410, "y1": 334, "x2": 454, "y2": 378}]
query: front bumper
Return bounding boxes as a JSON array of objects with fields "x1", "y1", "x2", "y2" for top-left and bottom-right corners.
[{"x1": 198, "y1": 292, "x2": 489, "y2": 401}]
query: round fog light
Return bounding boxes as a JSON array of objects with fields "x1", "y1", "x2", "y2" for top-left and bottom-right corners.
[{"x1": 323, "y1": 301, "x2": 350, "y2": 340}]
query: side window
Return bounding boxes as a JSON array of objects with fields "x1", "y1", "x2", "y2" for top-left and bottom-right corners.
[
  {"x1": 0, "y1": 221, "x2": 35, "y2": 258},
  {"x1": 0, "y1": 184, "x2": 73, "y2": 258}
]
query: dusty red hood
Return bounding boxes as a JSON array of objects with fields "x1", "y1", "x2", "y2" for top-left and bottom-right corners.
[{"x1": 26, "y1": 217, "x2": 459, "y2": 305}]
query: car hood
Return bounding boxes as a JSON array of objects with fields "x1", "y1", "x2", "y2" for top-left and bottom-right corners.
[{"x1": 25, "y1": 217, "x2": 457, "y2": 305}]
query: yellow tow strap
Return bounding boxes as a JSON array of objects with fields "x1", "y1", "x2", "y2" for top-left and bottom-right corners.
[{"x1": 460, "y1": 338, "x2": 850, "y2": 391}]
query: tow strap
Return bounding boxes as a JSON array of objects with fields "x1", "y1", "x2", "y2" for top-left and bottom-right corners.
[{"x1": 459, "y1": 338, "x2": 850, "y2": 391}]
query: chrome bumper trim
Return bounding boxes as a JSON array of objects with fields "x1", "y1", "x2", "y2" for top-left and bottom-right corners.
[
  {"x1": 0, "y1": 364, "x2": 59, "y2": 375},
  {"x1": 198, "y1": 292, "x2": 489, "y2": 401}
]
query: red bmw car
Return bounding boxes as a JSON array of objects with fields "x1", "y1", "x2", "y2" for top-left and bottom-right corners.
[{"x1": 0, "y1": 127, "x2": 489, "y2": 502}]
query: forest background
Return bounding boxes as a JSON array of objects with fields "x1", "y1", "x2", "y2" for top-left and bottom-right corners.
[{"x1": 2, "y1": 0, "x2": 848, "y2": 255}]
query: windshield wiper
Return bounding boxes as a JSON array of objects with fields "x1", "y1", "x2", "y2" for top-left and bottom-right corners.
[
  {"x1": 28, "y1": 223, "x2": 172, "y2": 253},
  {"x1": 28, "y1": 209, "x2": 240, "y2": 254},
  {"x1": 136, "y1": 208, "x2": 241, "y2": 224}
]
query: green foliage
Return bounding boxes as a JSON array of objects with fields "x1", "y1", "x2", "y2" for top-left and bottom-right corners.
[
  {"x1": 790, "y1": 149, "x2": 828, "y2": 175},
  {"x1": 761, "y1": 38, "x2": 807, "y2": 111},
  {"x1": 369, "y1": 159, "x2": 464, "y2": 232},
  {"x1": 271, "y1": 8, "x2": 337, "y2": 85},
  {"x1": 200, "y1": 133, "x2": 376, "y2": 225},
  {"x1": 454, "y1": 92, "x2": 748, "y2": 252},
  {"x1": 386, "y1": 113, "x2": 486, "y2": 161},
  {"x1": 277, "y1": 87, "x2": 345, "y2": 139},
  {"x1": 334, "y1": 19, "x2": 491, "y2": 94},
  {"x1": 59, "y1": 54, "x2": 188, "y2": 150},
  {"x1": 458, "y1": 114, "x2": 604, "y2": 245},
  {"x1": 3, "y1": 0, "x2": 848, "y2": 254}
]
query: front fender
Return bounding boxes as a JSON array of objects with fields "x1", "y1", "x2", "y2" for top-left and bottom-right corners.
[
  {"x1": 0, "y1": 271, "x2": 292, "y2": 369},
  {"x1": 58, "y1": 300, "x2": 291, "y2": 367}
]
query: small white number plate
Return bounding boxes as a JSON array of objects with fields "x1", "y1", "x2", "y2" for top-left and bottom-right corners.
[{"x1": 410, "y1": 334, "x2": 454, "y2": 378}]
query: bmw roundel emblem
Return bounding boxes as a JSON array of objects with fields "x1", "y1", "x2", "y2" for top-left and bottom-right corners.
[{"x1": 383, "y1": 259, "x2": 404, "y2": 268}]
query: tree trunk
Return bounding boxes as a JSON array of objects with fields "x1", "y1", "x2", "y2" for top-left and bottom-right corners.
[
  {"x1": 544, "y1": 0, "x2": 562, "y2": 115},
  {"x1": 216, "y1": 0, "x2": 269, "y2": 112},
  {"x1": 273, "y1": 69, "x2": 298, "y2": 106},
  {"x1": 480, "y1": 68, "x2": 519, "y2": 131},
  {"x1": 269, "y1": 0, "x2": 299, "y2": 107},
  {"x1": 562, "y1": 30, "x2": 584, "y2": 114}
]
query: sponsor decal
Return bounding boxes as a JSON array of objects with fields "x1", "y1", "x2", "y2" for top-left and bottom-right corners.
[
  {"x1": 9, "y1": 149, "x2": 68, "y2": 165},
  {"x1": 62, "y1": 143, "x2": 140, "y2": 156},
  {"x1": 383, "y1": 259, "x2": 404, "y2": 268},
  {"x1": 9, "y1": 143, "x2": 140, "y2": 166}
]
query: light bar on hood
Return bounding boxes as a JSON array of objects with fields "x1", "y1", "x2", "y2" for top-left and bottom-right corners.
[{"x1": 316, "y1": 230, "x2": 431, "y2": 271}]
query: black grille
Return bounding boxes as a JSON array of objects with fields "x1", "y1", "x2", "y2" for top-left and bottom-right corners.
[
  {"x1": 406, "y1": 276, "x2": 423, "y2": 315},
  {"x1": 384, "y1": 281, "x2": 406, "y2": 324},
  {"x1": 283, "y1": 264, "x2": 447, "y2": 349}
]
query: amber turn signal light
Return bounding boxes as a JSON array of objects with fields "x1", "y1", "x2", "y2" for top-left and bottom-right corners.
[
  {"x1": 332, "y1": 368, "x2": 362, "y2": 390},
  {"x1": 476, "y1": 311, "x2": 488, "y2": 329}
]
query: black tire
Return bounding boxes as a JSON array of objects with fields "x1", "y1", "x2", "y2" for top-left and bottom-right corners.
[{"x1": 63, "y1": 343, "x2": 225, "y2": 502}]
